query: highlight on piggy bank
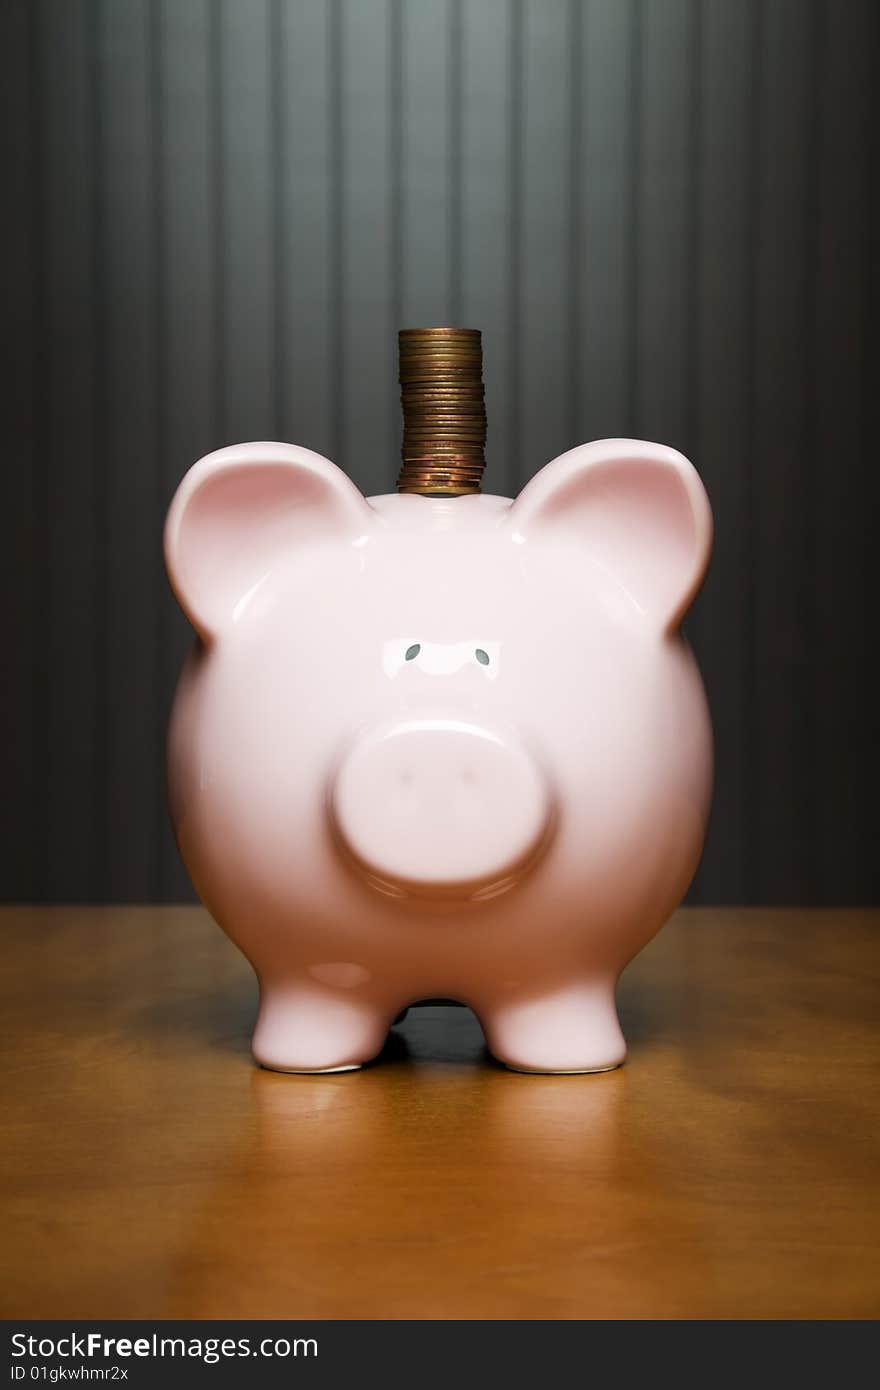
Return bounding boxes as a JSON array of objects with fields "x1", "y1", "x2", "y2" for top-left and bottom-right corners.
[{"x1": 164, "y1": 329, "x2": 713, "y2": 1075}]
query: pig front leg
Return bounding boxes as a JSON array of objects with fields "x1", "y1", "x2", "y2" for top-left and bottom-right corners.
[
  {"x1": 252, "y1": 980, "x2": 393, "y2": 1073},
  {"x1": 477, "y1": 980, "x2": 626, "y2": 1074}
]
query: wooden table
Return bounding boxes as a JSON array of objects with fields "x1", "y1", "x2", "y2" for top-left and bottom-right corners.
[{"x1": 1, "y1": 906, "x2": 877, "y2": 1320}]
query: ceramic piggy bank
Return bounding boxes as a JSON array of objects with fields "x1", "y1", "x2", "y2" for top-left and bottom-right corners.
[{"x1": 165, "y1": 437, "x2": 712, "y2": 1074}]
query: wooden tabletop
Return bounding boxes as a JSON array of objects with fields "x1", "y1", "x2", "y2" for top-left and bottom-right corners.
[{"x1": 1, "y1": 906, "x2": 877, "y2": 1320}]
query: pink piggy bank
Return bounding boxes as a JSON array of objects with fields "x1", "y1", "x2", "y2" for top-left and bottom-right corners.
[{"x1": 165, "y1": 437, "x2": 712, "y2": 1074}]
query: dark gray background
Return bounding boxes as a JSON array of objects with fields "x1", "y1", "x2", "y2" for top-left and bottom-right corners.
[{"x1": 2, "y1": 0, "x2": 877, "y2": 905}]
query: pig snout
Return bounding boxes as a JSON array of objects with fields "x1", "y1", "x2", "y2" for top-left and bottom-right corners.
[{"x1": 329, "y1": 718, "x2": 553, "y2": 894}]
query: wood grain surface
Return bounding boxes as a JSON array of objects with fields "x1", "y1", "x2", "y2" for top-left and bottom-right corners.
[{"x1": 1, "y1": 906, "x2": 877, "y2": 1320}]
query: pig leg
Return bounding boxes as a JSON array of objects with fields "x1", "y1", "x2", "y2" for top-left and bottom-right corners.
[
  {"x1": 477, "y1": 980, "x2": 626, "y2": 1074},
  {"x1": 252, "y1": 981, "x2": 392, "y2": 1073}
]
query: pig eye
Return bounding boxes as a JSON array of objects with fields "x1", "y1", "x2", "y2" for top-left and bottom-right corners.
[
  {"x1": 475, "y1": 648, "x2": 490, "y2": 666},
  {"x1": 405, "y1": 643, "x2": 421, "y2": 661}
]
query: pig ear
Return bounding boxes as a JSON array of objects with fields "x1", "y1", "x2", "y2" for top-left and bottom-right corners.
[
  {"x1": 165, "y1": 441, "x2": 372, "y2": 640},
  {"x1": 506, "y1": 438, "x2": 712, "y2": 632}
]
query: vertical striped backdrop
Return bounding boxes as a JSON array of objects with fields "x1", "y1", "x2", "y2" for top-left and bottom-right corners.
[{"x1": 2, "y1": 0, "x2": 877, "y2": 904}]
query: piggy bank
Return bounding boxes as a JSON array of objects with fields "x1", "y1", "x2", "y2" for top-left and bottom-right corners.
[{"x1": 165, "y1": 437, "x2": 712, "y2": 1073}]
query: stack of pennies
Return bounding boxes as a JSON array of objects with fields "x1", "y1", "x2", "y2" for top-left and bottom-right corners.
[{"x1": 397, "y1": 328, "x2": 486, "y2": 495}]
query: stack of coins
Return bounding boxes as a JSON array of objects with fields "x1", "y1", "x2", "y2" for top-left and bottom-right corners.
[{"x1": 397, "y1": 328, "x2": 486, "y2": 495}]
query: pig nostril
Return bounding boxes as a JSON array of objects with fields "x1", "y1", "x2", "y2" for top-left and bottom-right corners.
[{"x1": 461, "y1": 769, "x2": 476, "y2": 786}]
